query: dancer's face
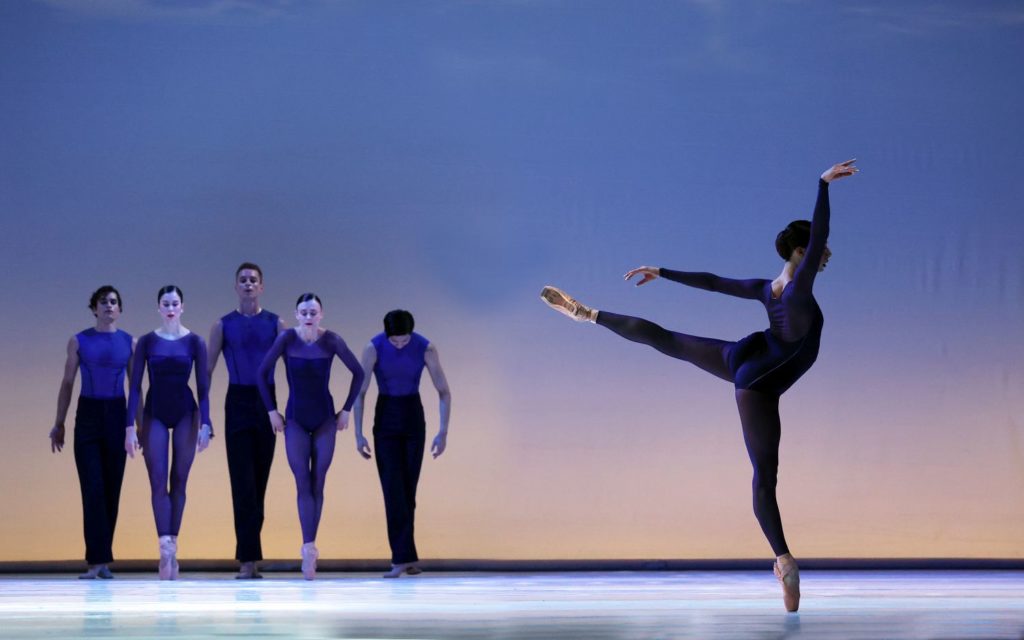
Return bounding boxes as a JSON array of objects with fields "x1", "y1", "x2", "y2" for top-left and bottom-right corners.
[
  {"x1": 235, "y1": 269, "x2": 263, "y2": 300},
  {"x1": 92, "y1": 292, "x2": 121, "y2": 322},
  {"x1": 158, "y1": 292, "x2": 183, "y2": 322},
  {"x1": 793, "y1": 246, "x2": 832, "y2": 272},
  {"x1": 295, "y1": 300, "x2": 322, "y2": 330},
  {"x1": 388, "y1": 334, "x2": 412, "y2": 349}
]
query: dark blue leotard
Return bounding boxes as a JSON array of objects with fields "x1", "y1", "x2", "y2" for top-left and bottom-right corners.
[
  {"x1": 657, "y1": 179, "x2": 829, "y2": 394},
  {"x1": 594, "y1": 179, "x2": 832, "y2": 557},
  {"x1": 257, "y1": 329, "x2": 364, "y2": 431},
  {"x1": 127, "y1": 332, "x2": 211, "y2": 428}
]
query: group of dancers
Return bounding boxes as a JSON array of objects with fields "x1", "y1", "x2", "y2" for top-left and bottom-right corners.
[
  {"x1": 541, "y1": 159, "x2": 856, "y2": 612},
  {"x1": 50, "y1": 159, "x2": 855, "y2": 613},
  {"x1": 50, "y1": 263, "x2": 451, "y2": 581}
]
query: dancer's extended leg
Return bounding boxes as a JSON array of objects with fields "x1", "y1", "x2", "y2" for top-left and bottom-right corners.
[{"x1": 596, "y1": 311, "x2": 734, "y2": 382}]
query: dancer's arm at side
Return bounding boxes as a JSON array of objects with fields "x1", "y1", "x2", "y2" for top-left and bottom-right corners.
[
  {"x1": 125, "y1": 334, "x2": 148, "y2": 458},
  {"x1": 626, "y1": 266, "x2": 764, "y2": 299},
  {"x1": 331, "y1": 333, "x2": 366, "y2": 432},
  {"x1": 193, "y1": 335, "x2": 213, "y2": 451},
  {"x1": 353, "y1": 342, "x2": 376, "y2": 459},
  {"x1": 50, "y1": 337, "x2": 79, "y2": 453},
  {"x1": 206, "y1": 320, "x2": 223, "y2": 378},
  {"x1": 424, "y1": 343, "x2": 451, "y2": 459},
  {"x1": 257, "y1": 331, "x2": 288, "y2": 433}
]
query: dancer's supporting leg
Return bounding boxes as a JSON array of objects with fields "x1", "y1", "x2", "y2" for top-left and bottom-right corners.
[
  {"x1": 735, "y1": 388, "x2": 799, "y2": 611},
  {"x1": 285, "y1": 417, "x2": 337, "y2": 579}
]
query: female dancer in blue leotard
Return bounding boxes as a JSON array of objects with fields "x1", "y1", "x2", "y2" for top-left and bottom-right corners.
[
  {"x1": 352, "y1": 310, "x2": 452, "y2": 578},
  {"x1": 541, "y1": 159, "x2": 857, "y2": 612},
  {"x1": 125, "y1": 285, "x2": 213, "y2": 580},
  {"x1": 257, "y1": 293, "x2": 364, "y2": 580},
  {"x1": 50, "y1": 286, "x2": 135, "y2": 579}
]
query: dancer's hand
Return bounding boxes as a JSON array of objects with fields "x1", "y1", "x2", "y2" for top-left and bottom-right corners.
[
  {"x1": 821, "y1": 159, "x2": 858, "y2": 183},
  {"x1": 431, "y1": 431, "x2": 448, "y2": 458},
  {"x1": 125, "y1": 426, "x2": 140, "y2": 458},
  {"x1": 49, "y1": 424, "x2": 65, "y2": 453},
  {"x1": 336, "y1": 410, "x2": 350, "y2": 432},
  {"x1": 197, "y1": 424, "x2": 212, "y2": 452},
  {"x1": 269, "y1": 410, "x2": 285, "y2": 433},
  {"x1": 624, "y1": 266, "x2": 660, "y2": 286},
  {"x1": 355, "y1": 434, "x2": 372, "y2": 459}
]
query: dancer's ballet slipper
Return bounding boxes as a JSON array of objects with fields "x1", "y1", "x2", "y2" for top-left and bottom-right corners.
[
  {"x1": 382, "y1": 562, "x2": 422, "y2": 579},
  {"x1": 78, "y1": 565, "x2": 101, "y2": 580},
  {"x1": 540, "y1": 286, "x2": 597, "y2": 323},
  {"x1": 773, "y1": 555, "x2": 800, "y2": 612},
  {"x1": 158, "y1": 536, "x2": 175, "y2": 580},
  {"x1": 301, "y1": 542, "x2": 319, "y2": 581},
  {"x1": 236, "y1": 561, "x2": 262, "y2": 580}
]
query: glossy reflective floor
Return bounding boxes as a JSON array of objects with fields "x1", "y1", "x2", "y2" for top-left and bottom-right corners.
[{"x1": 0, "y1": 571, "x2": 1022, "y2": 639}]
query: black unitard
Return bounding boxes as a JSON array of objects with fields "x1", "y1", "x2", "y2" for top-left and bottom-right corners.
[{"x1": 596, "y1": 179, "x2": 830, "y2": 556}]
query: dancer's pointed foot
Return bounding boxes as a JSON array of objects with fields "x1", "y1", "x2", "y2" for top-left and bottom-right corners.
[
  {"x1": 540, "y1": 286, "x2": 597, "y2": 323},
  {"x1": 382, "y1": 562, "x2": 422, "y2": 579},
  {"x1": 774, "y1": 554, "x2": 800, "y2": 612},
  {"x1": 301, "y1": 542, "x2": 319, "y2": 581},
  {"x1": 236, "y1": 561, "x2": 263, "y2": 580},
  {"x1": 158, "y1": 536, "x2": 175, "y2": 580}
]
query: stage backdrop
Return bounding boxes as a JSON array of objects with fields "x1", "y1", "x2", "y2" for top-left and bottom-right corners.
[{"x1": 1, "y1": 0, "x2": 1021, "y2": 562}]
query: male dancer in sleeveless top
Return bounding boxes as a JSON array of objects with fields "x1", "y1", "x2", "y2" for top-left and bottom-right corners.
[
  {"x1": 208, "y1": 263, "x2": 285, "y2": 579},
  {"x1": 50, "y1": 286, "x2": 136, "y2": 579}
]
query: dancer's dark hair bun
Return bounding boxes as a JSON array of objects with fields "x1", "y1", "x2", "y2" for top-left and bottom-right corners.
[{"x1": 775, "y1": 220, "x2": 811, "y2": 260}]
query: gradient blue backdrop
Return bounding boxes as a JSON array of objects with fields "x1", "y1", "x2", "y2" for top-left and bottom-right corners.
[{"x1": 1, "y1": 0, "x2": 1022, "y2": 561}]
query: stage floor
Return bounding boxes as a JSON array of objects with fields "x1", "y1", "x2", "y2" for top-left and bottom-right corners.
[{"x1": 0, "y1": 571, "x2": 1021, "y2": 639}]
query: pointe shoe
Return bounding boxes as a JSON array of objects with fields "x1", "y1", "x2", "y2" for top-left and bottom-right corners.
[
  {"x1": 170, "y1": 537, "x2": 179, "y2": 580},
  {"x1": 97, "y1": 565, "x2": 114, "y2": 579},
  {"x1": 773, "y1": 556, "x2": 801, "y2": 612},
  {"x1": 300, "y1": 543, "x2": 319, "y2": 580},
  {"x1": 540, "y1": 286, "x2": 596, "y2": 323},
  {"x1": 236, "y1": 561, "x2": 263, "y2": 580},
  {"x1": 158, "y1": 536, "x2": 175, "y2": 580},
  {"x1": 382, "y1": 562, "x2": 422, "y2": 579}
]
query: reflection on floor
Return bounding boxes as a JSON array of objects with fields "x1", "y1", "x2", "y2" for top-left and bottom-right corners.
[{"x1": 0, "y1": 571, "x2": 1022, "y2": 639}]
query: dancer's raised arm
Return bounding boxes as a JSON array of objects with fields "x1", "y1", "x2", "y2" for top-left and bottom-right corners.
[
  {"x1": 792, "y1": 159, "x2": 857, "y2": 293},
  {"x1": 625, "y1": 266, "x2": 765, "y2": 300}
]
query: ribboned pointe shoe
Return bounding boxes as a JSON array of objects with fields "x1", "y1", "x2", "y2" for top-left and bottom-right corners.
[
  {"x1": 169, "y1": 537, "x2": 180, "y2": 580},
  {"x1": 774, "y1": 556, "x2": 801, "y2": 612},
  {"x1": 540, "y1": 286, "x2": 596, "y2": 322},
  {"x1": 301, "y1": 543, "x2": 319, "y2": 581},
  {"x1": 158, "y1": 536, "x2": 175, "y2": 580}
]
